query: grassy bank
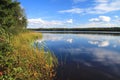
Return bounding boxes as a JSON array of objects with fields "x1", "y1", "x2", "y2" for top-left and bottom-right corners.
[{"x1": 0, "y1": 30, "x2": 57, "y2": 80}]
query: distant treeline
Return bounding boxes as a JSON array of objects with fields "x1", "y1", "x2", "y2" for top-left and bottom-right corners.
[{"x1": 29, "y1": 27, "x2": 120, "y2": 32}]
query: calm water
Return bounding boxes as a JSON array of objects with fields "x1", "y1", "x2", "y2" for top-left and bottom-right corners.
[{"x1": 37, "y1": 33, "x2": 120, "y2": 80}]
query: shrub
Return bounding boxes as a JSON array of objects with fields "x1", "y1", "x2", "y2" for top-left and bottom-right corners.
[{"x1": 0, "y1": 28, "x2": 14, "y2": 80}]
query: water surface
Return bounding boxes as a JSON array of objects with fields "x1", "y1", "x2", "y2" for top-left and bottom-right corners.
[{"x1": 37, "y1": 33, "x2": 120, "y2": 80}]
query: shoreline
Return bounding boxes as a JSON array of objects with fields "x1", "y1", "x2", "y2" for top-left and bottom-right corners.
[{"x1": 35, "y1": 31, "x2": 120, "y2": 35}]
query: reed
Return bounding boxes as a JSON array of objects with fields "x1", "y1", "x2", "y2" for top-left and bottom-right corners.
[{"x1": 0, "y1": 31, "x2": 57, "y2": 80}]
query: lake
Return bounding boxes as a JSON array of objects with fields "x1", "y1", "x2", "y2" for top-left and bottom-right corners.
[{"x1": 37, "y1": 32, "x2": 120, "y2": 80}]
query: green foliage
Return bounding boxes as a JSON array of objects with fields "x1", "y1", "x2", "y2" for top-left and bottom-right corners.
[
  {"x1": 0, "y1": 27, "x2": 14, "y2": 80},
  {"x1": 0, "y1": 0, "x2": 27, "y2": 34}
]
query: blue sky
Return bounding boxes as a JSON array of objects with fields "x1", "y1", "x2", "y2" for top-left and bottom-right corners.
[{"x1": 19, "y1": 0, "x2": 120, "y2": 28}]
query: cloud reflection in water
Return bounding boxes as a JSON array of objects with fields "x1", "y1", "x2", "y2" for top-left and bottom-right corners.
[
  {"x1": 37, "y1": 33, "x2": 120, "y2": 78},
  {"x1": 88, "y1": 40, "x2": 110, "y2": 47}
]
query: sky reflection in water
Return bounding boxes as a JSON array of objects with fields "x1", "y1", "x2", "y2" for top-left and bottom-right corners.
[{"x1": 37, "y1": 33, "x2": 120, "y2": 80}]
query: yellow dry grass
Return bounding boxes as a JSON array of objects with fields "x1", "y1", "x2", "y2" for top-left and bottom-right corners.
[{"x1": 8, "y1": 31, "x2": 56, "y2": 80}]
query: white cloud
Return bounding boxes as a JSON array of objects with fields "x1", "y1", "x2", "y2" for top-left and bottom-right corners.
[
  {"x1": 89, "y1": 18, "x2": 100, "y2": 22},
  {"x1": 28, "y1": 18, "x2": 62, "y2": 25},
  {"x1": 66, "y1": 19, "x2": 73, "y2": 24},
  {"x1": 89, "y1": 16, "x2": 111, "y2": 22},
  {"x1": 28, "y1": 18, "x2": 75, "y2": 28},
  {"x1": 59, "y1": 0, "x2": 120, "y2": 14},
  {"x1": 28, "y1": 18, "x2": 63, "y2": 28},
  {"x1": 59, "y1": 8, "x2": 83, "y2": 14},
  {"x1": 99, "y1": 16, "x2": 111, "y2": 22}
]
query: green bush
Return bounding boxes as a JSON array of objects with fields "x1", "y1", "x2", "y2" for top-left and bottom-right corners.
[{"x1": 0, "y1": 28, "x2": 14, "y2": 80}]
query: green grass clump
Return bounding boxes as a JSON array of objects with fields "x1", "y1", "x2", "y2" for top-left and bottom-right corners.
[{"x1": 0, "y1": 30, "x2": 57, "y2": 80}]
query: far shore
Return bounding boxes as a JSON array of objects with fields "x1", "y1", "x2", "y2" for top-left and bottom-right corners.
[
  {"x1": 28, "y1": 27, "x2": 120, "y2": 31},
  {"x1": 28, "y1": 27, "x2": 120, "y2": 35}
]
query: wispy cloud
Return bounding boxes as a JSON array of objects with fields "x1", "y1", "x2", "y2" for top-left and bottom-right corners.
[
  {"x1": 58, "y1": 0, "x2": 120, "y2": 14},
  {"x1": 91, "y1": 0, "x2": 120, "y2": 14},
  {"x1": 59, "y1": 8, "x2": 83, "y2": 14}
]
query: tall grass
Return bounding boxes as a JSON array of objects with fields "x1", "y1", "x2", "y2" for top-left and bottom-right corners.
[{"x1": 0, "y1": 31, "x2": 57, "y2": 80}]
